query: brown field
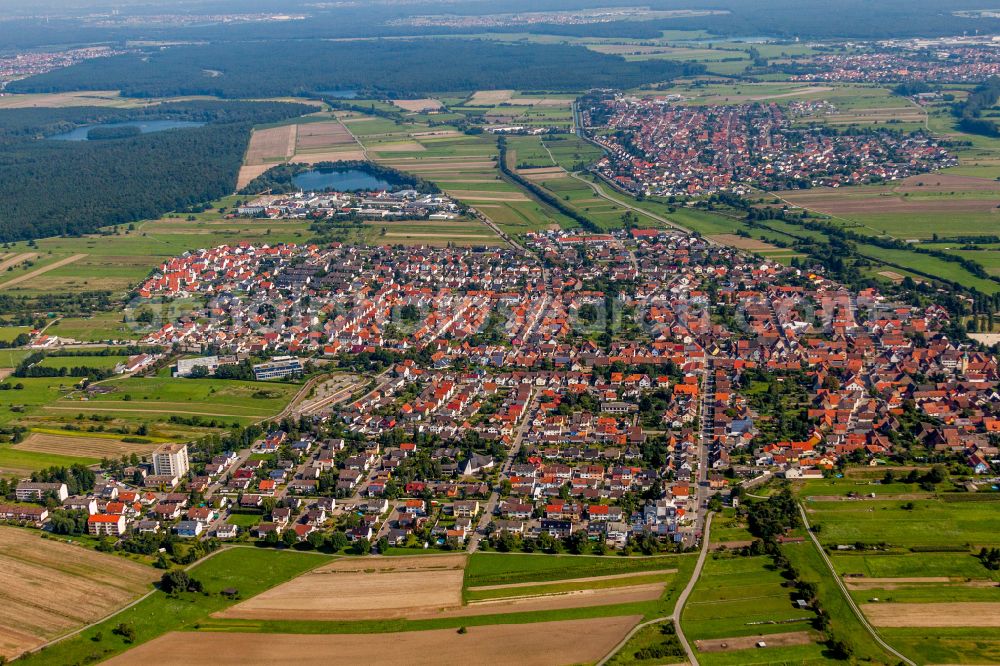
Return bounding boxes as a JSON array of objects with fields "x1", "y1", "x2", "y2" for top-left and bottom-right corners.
[
  {"x1": 0, "y1": 254, "x2": 86, "y2": 290},
  {"x1": 0, "y1": 526, "x2": 157, "y2": 660},
  {"x1": 0, "y1": 252, "x2": 38, "y2": 272},
  {"x1": 749, "y1": 85, "x2": 832, "y2": 101},
  {"x1": 293, "y1": 121, "x2": 356, "y2": 152},
  {"x1": 444, "y1": 190, "x2": 530, "y2": 202},
  {"x1": 695, "y1": 630, "x2": 817, "y2": 652},
  {"x1": 236, "y1": 164, "x2": 272, "y2": 190},
  {"x1": 469, "y1": 90, "x2": 515, "y2": 105},
  {"x1": 217, "y1": 554, "x2": 466, "y2": 621},
  {"x1": 894, "y1": 173, "x2": 1000, "y2": 192},
  {"x1": 104, "y1": 616, "x2": 641, "y2": 666},
  {"x1": 862, "y1": 602, "x2": 1000, "y2": 627},
  {"x1": 467, "y1": 568, "x2": 678, "y2": 592},
  {"x1": 219, "y1": 553, "x2": 663, "y2": 621},
  {"x1": 393, "y1": 98, "x2": 444, "y2": 112},
  {"x1": 707, "y1": 234, "x2": 783, "y2": 251},
  {"x1": 878, "y1": 270, "x2": 906, "y2": 282},
  {"x1": 369, "y1": 141, "x2": 426, "y2": 153},
  {"x1": 821, "y1": 107, "x2": 926, "y2": 125},
  {"x1": 15, "y1": 432, "x2": 158, "y2": 459},
  {"x1": 290, "y1": 149, "x2": 367, "y2": 164},
  {"x1": 780, "y1": 190, "x2": 999, "y2": 216},
  {"x1": 412, "y1": 130, "x2": 465, "y2": 139},
  {"x1": 243, "y1": 125, "x2": 297, "y2": 166}
]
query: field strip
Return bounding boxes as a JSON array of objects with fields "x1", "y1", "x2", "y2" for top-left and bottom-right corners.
[
  {"x1": 862, "y1": 602, "x2": 1000, "y2": 627},
  {"x1": 44, "y1": 406, "x2": 271, "y2": 418},
  {"x1": 102, "y1": 616, "x2": 642, "y2": 666},
  {"x1": 467, "y1": 568, "x2": 678, "y2": 592},
  {"x1": 695, "y1": 630, "x2": 816, "y2": 653},
  {"x1": 0, "y1": 254, "x2": 85, "y2": 290},
  {"x1": 0, "y1": 253, "x2": 37, "y2": 272}
]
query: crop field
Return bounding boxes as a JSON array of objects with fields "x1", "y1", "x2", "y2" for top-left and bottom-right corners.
[
  {"x1": 464, "y1": 552, "x2": 685, "y2": 588},
  {"x1": 218, "y1": 554, "x2": 467, "y2": 621},
  {"x1": 15, "y1": 430, "x2": 160, "y2": 459},
  {"x1": 18, "y1": 546, "x2": 328, "y2": 666},
  {"x1": 0, "y1": 526, "x2": 157, "y2": 660},
  {"x1": 364, "y1": 220, "x2": 504, "y2": 246},
  {"x1": 220, "y1": 553, "x2": 670, "y2": 621},
  {"x1": 0, "y1": 325, "x2": 30, "y2": 343},
  {"x1": 103, "y1": 616, "x2": 640, "y2": 666}
]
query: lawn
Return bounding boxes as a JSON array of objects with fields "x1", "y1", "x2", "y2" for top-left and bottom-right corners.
[
  {"x1": 804, "y1": 496, "x2": 1000, "y2": 549},
  {"x1": 19, "y1": 547, "x2": 330, "y2": 666}
]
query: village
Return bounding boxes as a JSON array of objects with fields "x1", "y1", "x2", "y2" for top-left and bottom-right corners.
[
  {"x1": 2, "y1": 227, "x2": 997, "y2": 557},
  {"x1": 583, "y1": 96, "x2": 956, "y2": 196},
  {"x1": 234, "y1": 188, "x2": 462, "y2": 221}
]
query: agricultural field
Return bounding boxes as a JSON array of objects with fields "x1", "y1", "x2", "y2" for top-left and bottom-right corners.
[
  {"x1": 0, "y1": 526, "x2": 158, "y2": 660},
  {"x1": 681, "y1": 553, "x2": 829, "y2": 665},
  {"x1": 14, "y1": 429, "x2": 162, "y2": 460},
  {"x1": 50, "y1": 375, "x2": 301, "y2": 426},
  {"x1": 45, "y1": 313, "x2": 139, "y2": 342},
  {"x1": 18, "y1": 547, "x2": 328, "y2": 666},
  {"x1": 793, "y1": 476, "x2": 1000, "y2": 664},
  {"x1": 102, "y1": 616, "x2": 640, "y2": 666}
]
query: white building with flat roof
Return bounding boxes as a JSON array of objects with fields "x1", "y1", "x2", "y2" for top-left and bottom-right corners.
[{"x1": 152, "y1": 443, "x2": 189, "y2": 478}]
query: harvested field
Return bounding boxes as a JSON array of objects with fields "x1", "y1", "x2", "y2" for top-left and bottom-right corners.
[
  {"x1": 293, "y1": 121, "x2": 356, "y2": 151},
  {"x1": 467, "y1": 568, "x2": 678, "y2": 592},
  {"x1": 878, "y1": 270, "x2": 906, "y2": 282},
  {"x1": 15, "y1": 432, "x2": 158, "y2": 459},
  {"x1": 749, "y1": 85, "x2": 832, "y2": 100},
  {"x1": 0, "y1": 526, "x2": 157, "y2": 660},
  {"x1": 0, "y1": 253, "x2": 37, "y2": 272},
  {"x1": 236, "y1": 164, "x2": 271, "y2": 190},
  {"x1": 444, "y1": 190, "x2": 530, "y2": 202},
  {"x1": 707, "y1": 234, "x2": 782, "y2": 251},
  {"x1": 378, "y1": 160, "x2": 497, "y2": 173},
  {"x1": 822, "y1": 107, "x2": 925, "y2": 125},
  {"x1": 695, "y1": 630, "x2": 817, "y2": 652},
  {"x1": 369, "y1": 142, "x2": 426, "y2": 153},
  {"x1": 243, "y1": 125, "x2": 296, "y2": 166},
  {"x1": 412, "y1": 130, "x2": 464, "y2": 138},
  {"x1": 104, "y1": 616, "x2": 641, "y2": 666},
  {"x1": 219, "y1": 553, "x2": 663, "y2": 621},
  {"x1": 894, "y1": 173, "x2": 1000, "y2": 192},
  {"x1": 862, "y1": 602, "x2": 1000, "y2": 627},
  {"x1": 218, "y1": 554, "x2": 466, "y2": 620},
  {"x1": 289, "y1": 149, "x2": 366, "y2": 164},
  {"x1": 469, "y1": 90, "x2": 514, "y2": 105},
  {"x1": 781, "y1": 190, "x2": 1000, "y2": 216},
  {"x1": 0, "y1": 254, "x2": 86, "y2": 290},
  {"x1": 393, "y1": 98, "x2": 444, "y2": 112}
]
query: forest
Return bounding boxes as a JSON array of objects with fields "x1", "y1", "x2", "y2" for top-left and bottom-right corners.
[
  {"x1": 8, "y1": 40, "x2": 702, "y2": 98},
  {"x1": 0, "y1": 101, "x2": 312, "y2": 242}
]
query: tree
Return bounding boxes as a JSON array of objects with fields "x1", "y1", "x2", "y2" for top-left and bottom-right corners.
[
  {"x1": 282, "y1": 528, "x2": 299, "y2": 548},
  {"x1": 112, "y1": 622, "x2": 136, "y2": 644},
  {"x1": 159, "y1": 569, "x2": 191, "y2": 594},
  {"x1": 306, "y1": 531, "x2": 326, "y2": 550},
  {"x1": 351, "y1": 537, "x2": 371, "y2": 555},
  {"x1": 328, "y1": 530, "x2": 349, "y2": 552}
]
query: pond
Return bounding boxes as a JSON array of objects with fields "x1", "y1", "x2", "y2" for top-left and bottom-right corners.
[
  {"x1": 48, "y1": 119, "x2": 206, "y2": 141},
  {"x1": 292, "y1": 167, "x2": 398, "y2": 192},
  {"x1": 314, "y1": 90, "x2": 359, "y2": 99}
]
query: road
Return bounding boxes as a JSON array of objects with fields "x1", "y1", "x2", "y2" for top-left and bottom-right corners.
[
  {"x1": 797, "y1": 502, "x2": 916, "y2": 666},
  {"x1": 467, "y1": 388, "x2": 536, "y2": 553},
  {"x1": 596, "y1": 511, "x2": 714, "y2": 666}
]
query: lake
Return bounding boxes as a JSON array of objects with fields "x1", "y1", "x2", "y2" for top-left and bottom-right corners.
[
  {"x1": 292, "y1": 167, "x2": 396, "y2": 192},
  {"x1": 48, "y1": 119, "x2": 206, "y2": 141}
]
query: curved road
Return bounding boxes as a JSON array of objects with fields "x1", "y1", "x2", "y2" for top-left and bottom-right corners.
[
  {"x1": 596, "y1": 511, "x2": 714, "y2": 666},
  {"x1": 796, "y1": 502, "x2": 915, "y2": 666}
]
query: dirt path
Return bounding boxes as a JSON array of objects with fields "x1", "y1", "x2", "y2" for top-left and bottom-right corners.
[
  {"x1": 0, "y1": 254, "x2": 85, "y2": 290},
  {"x1": 467, "y1": 568, "x2": 678, "y2": 592},
  {"x1": 0, "y1": 252, "x2": 37, "y2": 273}
]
